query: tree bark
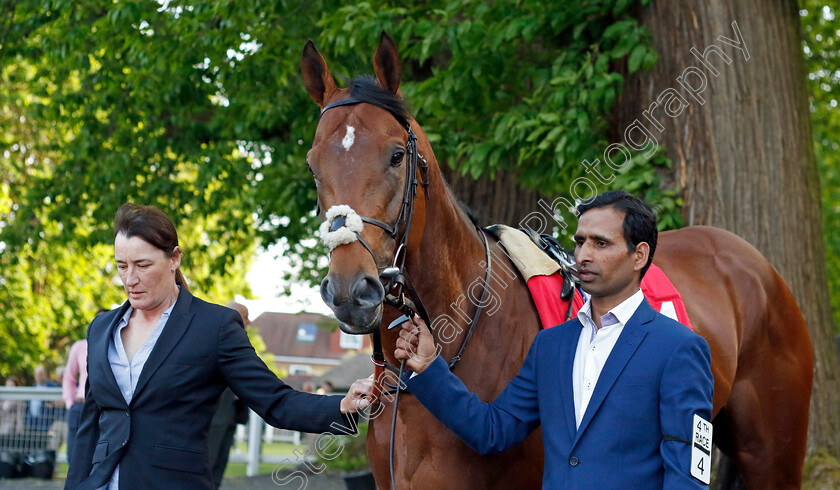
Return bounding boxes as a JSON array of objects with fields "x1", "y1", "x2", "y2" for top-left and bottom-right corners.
[
  {"x1": 609, "y1": 0, "x2": 839, "y2": 455},
  {"x1": 440, "y1": 165, "x2": 547, "y2": 228}
]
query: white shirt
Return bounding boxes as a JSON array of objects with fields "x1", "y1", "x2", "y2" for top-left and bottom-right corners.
[{"x1": 572, "y1": 289, "x2": 645, "y2": 428}]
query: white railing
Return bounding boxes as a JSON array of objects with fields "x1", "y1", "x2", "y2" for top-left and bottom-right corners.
[
  {"x1": 0, "y1": 387, "x2": 303, "y2": 479},
  {"x1": 0, "y1": 387, "x2": 67, "y2": 459}
]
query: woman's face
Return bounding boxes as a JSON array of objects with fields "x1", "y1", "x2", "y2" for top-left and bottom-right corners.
[{"x1": 114, "y1": 233, "x2": 181, "y2": 312}]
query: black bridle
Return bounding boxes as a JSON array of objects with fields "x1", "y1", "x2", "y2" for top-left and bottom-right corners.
[
  {"x1": 318, "y1": 96, "x2": 493, "y2": 489},
  {"x1": 320, "y1": 96, "x2": 433, "y2": 358},
  {"x1": 319, "y1": 95, "x2": 491, "y2": 371}
]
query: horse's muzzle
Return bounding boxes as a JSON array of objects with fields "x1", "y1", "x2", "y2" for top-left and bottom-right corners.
[{"x1": 321, "y1": 273, "x2": 385, "y2": 334}]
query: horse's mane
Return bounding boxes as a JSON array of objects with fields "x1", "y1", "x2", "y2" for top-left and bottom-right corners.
[
  {"x1": 348, "y1": 76, "x2": 411, "y2": 127},
  {"x1": 445, "y1": 182, "x2": 479, "y2": 227}
]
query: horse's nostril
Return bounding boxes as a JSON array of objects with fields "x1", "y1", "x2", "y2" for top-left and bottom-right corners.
[
  {"x1": 320, "y1": 277, "x2": 336, "y2": 306},
  {"x1": 352, "y1": 274, "x2": 385, "y2": 307}
]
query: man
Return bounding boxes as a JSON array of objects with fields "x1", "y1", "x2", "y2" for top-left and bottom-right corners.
[
  {"x1": 27, "y1": 366, "x2": 59, "y2": 432},
  {"x1": 395, "y1": 191, "x2": 714, "y2": 488}
]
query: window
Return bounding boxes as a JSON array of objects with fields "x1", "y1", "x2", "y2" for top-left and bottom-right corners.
[
  {"x1": 339, "y1": 331, "x2": 363, "y2": 350},
  {"x1": 289, "y1": 364, "x2": 312, "y2": 375},
  {"x1": 296, "y1": 323, "x2": 318, "y2": 343}
]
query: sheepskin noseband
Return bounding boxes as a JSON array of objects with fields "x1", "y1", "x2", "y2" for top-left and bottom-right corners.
[{"x1": 319, "y1": 205, "x2": 365, "y2": 251}]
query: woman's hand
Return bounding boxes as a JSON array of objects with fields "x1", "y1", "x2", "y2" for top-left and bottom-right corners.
[{"x1": 339, "y1": 376, "x2": 375, "y2": 413}]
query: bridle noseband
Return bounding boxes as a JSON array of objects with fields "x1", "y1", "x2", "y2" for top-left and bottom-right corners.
[{"x1": 320, "y1": 96, "x2": 432, "y2": 331}]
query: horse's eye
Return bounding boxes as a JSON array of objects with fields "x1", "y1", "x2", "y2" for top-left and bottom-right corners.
[
  {"x1": 306, "y1": 163, "x2": 315, "y2": 176},
  {"x1": 390, "y1": 150, "x2": 405, "y2": 167}
]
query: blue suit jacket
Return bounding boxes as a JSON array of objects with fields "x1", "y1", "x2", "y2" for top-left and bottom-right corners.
[
  {"x1": 65, "y1": 288, "x2": 355, "y2": 490},
  {"x1": 407, "y1": 299, "x2": 713, "y2": 489}
]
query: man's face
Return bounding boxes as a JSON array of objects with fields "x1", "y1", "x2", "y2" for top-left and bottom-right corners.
[
  {"x1": 573, "y1": 207, "x2": 647, "y2": 306},
  {"x1": 34, "y1": 367, "x2": 47, "y2": 384}
]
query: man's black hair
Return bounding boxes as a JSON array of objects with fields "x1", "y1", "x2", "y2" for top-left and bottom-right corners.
[{"x1": 577, "y1": 191, "x2": 657, "y2": 279}]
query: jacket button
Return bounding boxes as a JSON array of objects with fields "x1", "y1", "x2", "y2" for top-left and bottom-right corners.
[
  {"x1": 122, "y1": 440, "x2": 127, "y2": 446},
  {"x1": 569, "y1": 456, "x2": 579, "y2": 467},
  {"x1": 125, "y1": 411, "x2": 129, "y2": 417}
]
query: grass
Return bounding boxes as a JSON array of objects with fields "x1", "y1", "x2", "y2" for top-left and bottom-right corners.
[
  {"x1": 224, "y1": 440, "x2": 301, "y2": 477},
  {"x1": 48, "y1": 440, "x2": 306, "y2": 481}
]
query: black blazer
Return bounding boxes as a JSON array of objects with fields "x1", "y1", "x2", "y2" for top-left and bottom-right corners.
[{"x1": 65, "y1": 288, "x2": 355, "y2": 489}]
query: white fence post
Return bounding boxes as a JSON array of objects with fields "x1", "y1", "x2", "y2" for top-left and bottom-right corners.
[{"x1": 246, "y1": 409, "x2": 262, "y2": 477}]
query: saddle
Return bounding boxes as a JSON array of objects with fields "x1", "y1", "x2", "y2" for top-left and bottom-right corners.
[{"x1": 485, "y1": 225, "x2": 585, "y2": 327}]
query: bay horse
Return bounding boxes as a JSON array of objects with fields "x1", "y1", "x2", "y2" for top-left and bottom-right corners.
[{"x1": 301, "y1": 32, "x2": 813, "y2": 489}]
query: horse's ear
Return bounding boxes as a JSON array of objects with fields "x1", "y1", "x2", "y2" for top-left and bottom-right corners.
[
  {"x1": 301, "y1": 40, "x2": 337, "y2": 107},
  {"x1": 373, "y1": 31, "x2": 401, "y2": 93}
]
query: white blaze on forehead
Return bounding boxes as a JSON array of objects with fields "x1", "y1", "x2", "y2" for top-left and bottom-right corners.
[{"x1": 341, "y1": 125, "x2": 355, "y2": 151}]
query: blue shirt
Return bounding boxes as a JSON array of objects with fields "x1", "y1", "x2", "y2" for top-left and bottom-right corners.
[{"x1": 105, "y1": 300, "x2": 176, "y2": 490}]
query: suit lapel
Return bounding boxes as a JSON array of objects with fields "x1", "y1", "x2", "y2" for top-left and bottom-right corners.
[
  {"x1": 558, "y1": 319, "x2": 583, "y2": 441},
  {"x1": 95, "y1": 302, "x2": 131, "y2": 408},
  {"x1": 573, "y1": 300, "x2": 655, "y2": 444},
  {"x1": 131, "y1": 287, "x2": 195, "y2": 402}
]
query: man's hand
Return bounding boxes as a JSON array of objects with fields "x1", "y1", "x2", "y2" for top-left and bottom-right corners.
[
  {"x1": 339, "y1": 376, "x2": 375, "y2": 413},
  {"x1": 394, "y1": 315, "x2": 439, "y2": 375}
]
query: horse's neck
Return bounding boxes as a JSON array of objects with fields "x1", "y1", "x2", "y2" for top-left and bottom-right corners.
[{"x1": 403, "y1": 178, "x2": 488, "y2": 350}]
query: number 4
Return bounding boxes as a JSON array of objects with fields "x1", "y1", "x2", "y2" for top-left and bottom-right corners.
[{"x1": 697, "y1": 458, "x2": 704, "y2": 474}]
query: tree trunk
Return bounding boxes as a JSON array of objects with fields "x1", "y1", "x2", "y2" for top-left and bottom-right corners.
[
  {"x1": 440, "y1": 165, "x2": 547, "y2": 228},
  {"x1": 609, "y1": 0, "x2": 839, "y2": 455}
]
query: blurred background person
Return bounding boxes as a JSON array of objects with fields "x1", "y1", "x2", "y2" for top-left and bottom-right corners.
[
  {"x1": 318, "y1": 381, "x2": 334, "y2": 394},
  {"x1": 0, "y1": 377, "x2": 25, "y2": 437},
  {"x1": 27, "y1": 366, "x2": 58, "y2": 433},
  {"x1": 63, "y1": 308, "x2": 107, "y2": 465}
]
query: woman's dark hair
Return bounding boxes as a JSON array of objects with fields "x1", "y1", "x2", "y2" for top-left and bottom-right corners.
[
  {"x1": 577, "y1": 191, "x2": 658, "y2": 279},
  {"x1": 114, "y1": 203, "x2": 189, "y2": 291}
]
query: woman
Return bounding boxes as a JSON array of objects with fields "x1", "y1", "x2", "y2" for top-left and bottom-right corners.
[{"x1": 66, "y1": 204, "x2": 373, "y2": 490}]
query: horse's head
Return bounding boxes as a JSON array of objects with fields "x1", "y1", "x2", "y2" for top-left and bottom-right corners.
[{"x1": 302, "y1": 32, "x2": 429, "y2": 334}]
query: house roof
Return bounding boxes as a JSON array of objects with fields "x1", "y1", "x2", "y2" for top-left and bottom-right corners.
[
  {"x1": 316, "y1": 353, "x2": 377, "y2": 391},
  {"x1": 252, "y1": 311, "x2": 371, "y2": 359}
]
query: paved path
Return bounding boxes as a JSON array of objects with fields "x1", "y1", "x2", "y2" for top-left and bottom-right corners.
[{"x1": 0, "y1": 469, "x2": 349, "y2": 489}]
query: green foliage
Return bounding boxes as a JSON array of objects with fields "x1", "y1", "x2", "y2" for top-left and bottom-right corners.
[
  {"x1": 0, "y1": 0, "x2": 678, "y2": 375},
  {"x1": 315, "y1": 421, "x2": 370, "y2": 473},
  {"x1": 0, "y1": 1, "x2": 257, "y2": 378},
  {"x1": 246, "y1": 325, "x2": 284, "y2": 378},
  {"x1": 801, "y1": 3, "x2": 840, "y2": 331},
  {"x1": 295, "y1": 0, "x2": 673, "y2": 277},
  {"x1": 316, "y1": 0, "x2": 658, "y2": 196}
]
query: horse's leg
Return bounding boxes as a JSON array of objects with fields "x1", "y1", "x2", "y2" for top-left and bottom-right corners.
[
  {"x1": 722, "y1": 274, "x2": 812, "y2": 489},
  {"x1": 721, "y1": 376, "x2": 810, "y2": 488}
]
